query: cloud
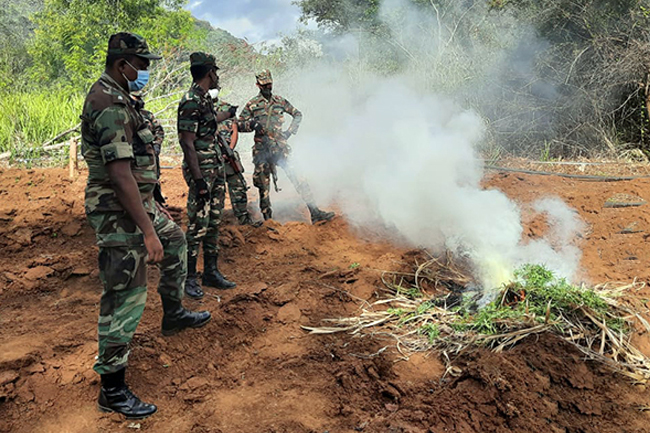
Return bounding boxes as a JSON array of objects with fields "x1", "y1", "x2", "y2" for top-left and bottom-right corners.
[
  {"x1": 188, "y1": 0, "x2": 302, "y2": 43},
  {"x1": 201, "y1": 14, "x2": 258, "y2": 40},
  {"x1": 188, "y1": 1, "x2": 203, "y2": 10}
]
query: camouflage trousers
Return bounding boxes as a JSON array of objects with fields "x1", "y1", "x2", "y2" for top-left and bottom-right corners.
[
  {"x1": 224, "y1": 160, "x2": 250, "y2": 224},
  {"x1": 252, "y1": 144, "x2": 314, "y2": 219},
  {"x1": 87, "y1": 207, "x2": 186, "y2": 375},
  {"x1": 183, "y1": 165, "x2": 226, "y2": 258}
]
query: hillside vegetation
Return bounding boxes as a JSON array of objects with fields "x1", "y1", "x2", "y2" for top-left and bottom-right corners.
[
  {"x1": 4, "y1": 0, "x2": 650, "y2": 161},
  {"x1": 295, "y1": 0, "x2": 650, "y2": 158},
  {"x1": 0, "y1": 0, "x2": 275, "y2": 162}
]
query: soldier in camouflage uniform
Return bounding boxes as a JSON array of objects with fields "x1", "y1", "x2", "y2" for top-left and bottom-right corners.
[
  {"x1": 177, "y1": 52, "x2": 243, "y2": 299},
  {"x1": 141, "y1": 107, "x2": 164, "y2": 175},
  {"x1": 81, "y1": 33, "x2": 211, "y2": 420},
  {"x1": 134, "y1": 95, "x2": 166, "y2": 203},
  {"x1": 239, "y1": 70, "x2": 335, "y2": 224},
  {"x1": 215, "y1": 99, "x2": 262, "y2": 226}
]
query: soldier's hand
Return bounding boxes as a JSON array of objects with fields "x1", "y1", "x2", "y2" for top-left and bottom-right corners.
[
  {"x1": 194, "y1": 178, "x2": 210, "y2": 202},
  {"x1": 228, "y1": 105, "x2": 238, "y2": 118},
  {"x1": 156, "y1": 201, "x2": 173, "y2": 220},
  {"x1": 251, "y1": 120, "x2": 265, "y2": 135},
  {"x1": 144, "y1": 233, "x2": 164, "y2": 263}
]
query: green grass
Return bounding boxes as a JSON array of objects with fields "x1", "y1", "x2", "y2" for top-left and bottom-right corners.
[
  {"x1": 0, "y1": 87, "x2": 182, "y2": 166},
  {"x1": 0, "y1": 88, "x2": 84, "y2": 157}
]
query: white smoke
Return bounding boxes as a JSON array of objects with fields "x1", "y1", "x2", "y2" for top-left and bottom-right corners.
[{"x1": 260, "y1": 0, "x2": 585, "y2": 293}]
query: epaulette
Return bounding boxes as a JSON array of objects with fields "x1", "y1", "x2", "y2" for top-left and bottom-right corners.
[
  {"x1": 88, "y1": 80, "x2": 128, "y2": 113},
  {"x1": 111, "y1": 92, "x2": 129, "y2": 106},
  {"x1": 98, "y1": 80, "x2": 129, "y2": 106}
]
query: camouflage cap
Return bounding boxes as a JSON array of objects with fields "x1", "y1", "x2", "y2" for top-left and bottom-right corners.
[
  {"x1": 255, "y1": 69, "x2": 273, "y2": 85},
  {"x1": 190, "y1": 52, "x2": 219, "y2": 69},
  {"x1": 107, "y1": 32, "x2": 161, "y2": 60}
]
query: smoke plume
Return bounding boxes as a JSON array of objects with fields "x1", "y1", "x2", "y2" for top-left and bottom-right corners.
[{"x1": 246, "y1": 0, "x2": 585, "y2": 293}]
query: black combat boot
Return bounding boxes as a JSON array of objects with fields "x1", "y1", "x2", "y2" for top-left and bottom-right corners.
[
  {"x1": 308, "y1": 205, "x2": 335, "y2": 224},
  {"x1": 98, "y1": 368, "x2": 157, "y2": 419},
  {"x1": 184, "y1": 253, "x2": 204, "y2": 299},
  {"x1": 160, "y1": 296, "x2": 211, "y2": 337},
  {"x1": 202, "y1": 253, "x2": 236, "y2": 289}
]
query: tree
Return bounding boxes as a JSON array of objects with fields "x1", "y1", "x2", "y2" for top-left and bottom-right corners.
[
  {"x1": 28, "y1": 0, "x2": 197, "y2": 89},
  {"x1": 0, "y1": 0, "x2": 43, "y2": 89},
  {"x1": 296, "y1": 0, "x2": 383, "y2": 33},
  {"x1": 295, "y1": 0, "x2": 650, "y2": 155}
]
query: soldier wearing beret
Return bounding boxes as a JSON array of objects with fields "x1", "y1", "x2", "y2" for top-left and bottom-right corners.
[
  {"x1": 80, "y1": 33, "x2": 211, "y2": 419},
  {"x1": 177, "y1": 52, "x2": 239, "y2": 299},
  {"x1": 239, "y1": 69, "x2": 335, "y2": 224}
]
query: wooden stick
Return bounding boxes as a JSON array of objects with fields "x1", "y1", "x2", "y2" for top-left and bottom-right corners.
[{"x1": 69, "y1": 137, "x2": 78, "y2": 179}]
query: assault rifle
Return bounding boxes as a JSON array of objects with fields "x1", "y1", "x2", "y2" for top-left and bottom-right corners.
[
  {"x1": 217, "y1": 134, "x2": 248, "y2": 189},
  {"x1": 218, "y1": 134, "x2": 244, "y2": 174}
]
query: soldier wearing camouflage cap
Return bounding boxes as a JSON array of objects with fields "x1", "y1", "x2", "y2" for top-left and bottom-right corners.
[
  {"x1": 239, "y1": 69, "x2": 335, "y2": 224},
  {"x1": 178, "y1": 52, "x2": 257, "y2": 299},
  {"x1": 80, "y1": 33, "x2": 211, "y2": 419}
]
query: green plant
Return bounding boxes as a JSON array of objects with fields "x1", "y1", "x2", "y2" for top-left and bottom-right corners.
[
  {"x1": 539, "y1": 141, "x2": 552, "y2": 161},
  {"x1": 0, "y1": 88, "x2": 83, "y2": 154},
  {"x1": 387, "y1": 308, "x2": 406, "y2": 316},
  {"x1": 419, "y1": 323, "x2": 440, "y2": 342},
  {"x1": 514, "y1": 264, "x2": 610, "y2": 318}
]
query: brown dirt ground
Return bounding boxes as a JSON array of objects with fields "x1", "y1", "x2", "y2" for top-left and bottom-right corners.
[{"x1": 2, "y1": 166, "x2": 650, "y2": 433}]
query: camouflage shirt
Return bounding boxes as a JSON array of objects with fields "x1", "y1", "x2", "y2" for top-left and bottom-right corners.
[
  {"x1": 216, "y1": 100, "x2": 234, "y2": 146},
  {"x1": 238, "y1": 93, "x2": 302, "y2": 142},
  {"x1": 141, "y1": 109, "x2": 164, "y2": 156},
  {"x1": 80, "y1": 72, "x2": 158, "y2": 216},
  {"x1": 177, "y1": 82, "x2": 221, "y2": 171},
  {"x1": 216, "y1": 100, "x2": 259, "y2": 149}
]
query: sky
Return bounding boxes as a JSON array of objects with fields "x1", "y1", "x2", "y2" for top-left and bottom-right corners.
[{"x1": 187, "y1": 0, "x2": 304, "y2": 45}]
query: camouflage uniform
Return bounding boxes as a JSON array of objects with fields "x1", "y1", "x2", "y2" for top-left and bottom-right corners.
[
  {"x1": 216, "y1": 100, "x2": 255, "y2": 224},
  {"x1": 177, "y1": 76, "x2": 226, "y2": 260},
  {"x1": 238, "y1": 70, "x2": 315, "y2": 220},
  {"x1": 140, "y1": 107, "x2": 167, "y2": 205},
  {"x1": 141, "y1": 108, "x2": 164, "y2": 177},
  {"x1": 81, "y1": 67, "x2": 185, "y2": 376}
]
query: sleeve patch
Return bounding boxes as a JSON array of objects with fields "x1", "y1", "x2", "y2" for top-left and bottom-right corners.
[
  {"x1": 178, "y1": 119, "x2": 199, "y2": 133},
  {"x1": 101, "y1": 141, "x2": 134, "y2": 164}
]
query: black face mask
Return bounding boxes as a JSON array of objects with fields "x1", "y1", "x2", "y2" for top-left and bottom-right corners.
[{"x1": 260, "y1": 88, "x2": 272, "y2": 99}]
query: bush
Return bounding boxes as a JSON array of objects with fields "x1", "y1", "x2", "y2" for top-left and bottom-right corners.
[{"x1": 0, "y1": 88, "x2": 84, "y2": 156}]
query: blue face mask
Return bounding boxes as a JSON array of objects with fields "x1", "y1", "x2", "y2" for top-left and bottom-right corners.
[{"x1": 123, "y1": 61, "x2": 150, "y2": 92}]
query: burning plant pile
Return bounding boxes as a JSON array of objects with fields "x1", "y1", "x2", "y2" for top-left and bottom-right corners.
[{"x1": 304, "y1": 255, "x2": 650, "y2": 382}]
